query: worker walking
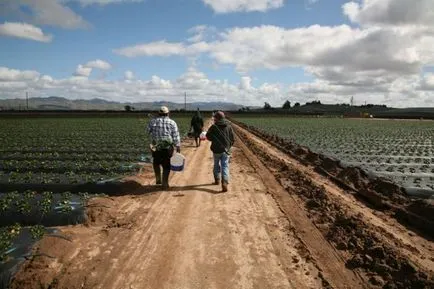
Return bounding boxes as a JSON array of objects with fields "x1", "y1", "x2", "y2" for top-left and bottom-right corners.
[
  {"x1": 148, "y1": 106, "x2": 181, "y2": 190},
  {"x1": 206, "y1": 111, "x2": 235, "y2": 192},
  {"x1": 190, "y1": 108, "x2": 204, "y2": 147}
]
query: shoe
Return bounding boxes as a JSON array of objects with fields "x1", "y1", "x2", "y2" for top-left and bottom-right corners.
[
  {"x1": 214, "y1": 178, "x2": 220, "y2": 185},
  {"x1": 222, "y1": 181, "x2": 228, "y2": 192}
]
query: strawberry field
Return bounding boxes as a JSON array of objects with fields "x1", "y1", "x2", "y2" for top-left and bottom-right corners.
[
  {"x1": 0, "y1": 116, "x2": 191, "y2": 189},
  {"x1": 0, "y1": 116, "x2": 191, "y2": 266},
  {"x1": 236, "y1": 116, "x2": 434, "y2": 193}
]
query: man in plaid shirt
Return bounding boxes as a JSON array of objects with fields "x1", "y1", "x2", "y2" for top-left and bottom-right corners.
[{"x1": 148, "y1": 106, "x2": 181, "y2": 189}]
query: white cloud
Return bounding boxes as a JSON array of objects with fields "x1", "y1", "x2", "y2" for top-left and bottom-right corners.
[
  {"x1": 202, "y1": 0, "x2": 284, "y2": 13},
  {"x1": 188, "y1": 25, "x2": 208, "y2": 43},
  {"x1": 40, "y1": 75, "x2": 54, "y2": 82},
  {"x1": 73, "y1": 60, "x2": 112, "y2": 77},
  {"x1": 0, "y1": 22, "x2": 52, "y2": 42},
  {"x1": 85, "y1": 59, "x2": 112, "y2": 70},
  {"x1": 124, "y1": 70, "x2": 135, "y2": 80},
  {"x1": 342, "y1": 0, "x2": 434, "y2": 26},
  {"x1": 74, "y1": 65, "x2": 92, "y2": 77},
  {"x1": 239, "y1": 76, "x2": 253, "y2": 90},
  {"x1": 2, "y1": 66, "x2": 434, "y2": 107},
  {"x1": 0, "y1": 66, "x2": 286, "y2": 106},
  {"x1": 65, "y1": 0, "x2": 144, "y2": 6},
  {"x1": 187, "y1": 25, "x2": 217, "y2": 43},
  {"x1": 114, "y1": 41, "x2": 186, "y2": 57},
  {"x1": 2, "y1": 0, "x2": 89, "y2": 29},
  {"x1": 0, "y1": 67, "x2": 40, "y2": 81},
  {"x1": 114, "y1": 22, "x2": 434, "y2": 104},
  {"x1": 419, "y1": 73, "x2": 434, "y2": 91}
]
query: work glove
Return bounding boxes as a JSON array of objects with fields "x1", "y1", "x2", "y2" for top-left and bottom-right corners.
[{"x1": 176, "y1": 146, "x2": 181, "y2": 153}]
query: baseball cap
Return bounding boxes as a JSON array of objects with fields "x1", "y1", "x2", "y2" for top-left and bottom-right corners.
[{"x1": 160, "y1": 106, "x2": 169, "y2": 114}]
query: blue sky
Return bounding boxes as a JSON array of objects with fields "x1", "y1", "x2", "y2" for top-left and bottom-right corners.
[{"x1": 0, "y1": 0, "x2": 433, "y2": 107}]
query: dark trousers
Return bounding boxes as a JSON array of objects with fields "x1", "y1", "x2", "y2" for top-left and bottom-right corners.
[
  {"x1": 193, "y1": 128, "x2": 202, "y2": 147},
  {"x1": 152, "y1": 149, "x2": 172, "y2": 188}
]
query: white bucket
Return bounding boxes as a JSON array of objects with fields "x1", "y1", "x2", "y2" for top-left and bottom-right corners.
[
  {"x1": 200, "y1": 131, "x2": 207, "y2": 141},
  {"x1": 170, "y1": 153, "x2": 185, "y2": 172}
]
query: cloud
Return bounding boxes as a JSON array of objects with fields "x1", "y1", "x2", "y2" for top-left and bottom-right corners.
[
  {"x1": 2, "y1": 65, "x2": 434, "y2": 107},
  {"x1": 73, "y1": 59, "x2": 112, "y2": 77},
  {"x1": 0, "y1": 67, "x2": 434, "y2": 107},
  {"x1": 202, "y1": 0, "x2": 284, "y2": 13},
  {"x1": 115, "y1": 22, "x2": 434, "y2": 99},
  {"x1": 0, "y1": 66, "x2": 285, "y2": 106},
  {"x1": 0, "y1": 67, "x2": 40, "y2": 81},
  {"x1": 114, "y1": 41, "x2": 186, "y2": 57},
  {"x1": 419, "y1": 73, "x2": 434, "y2": 91},
  {"x1": 2, "y1": 0, "x2": 89, "y2": 29},
  {"x1": 74, "y1": 65, "x2": 93, "y2": 77},
  {"x1": 64, "y1": 0, "x2": 144, "y2": 6},
  {"x1": 0, "y1": 22, "x2": 53, "y2": 42},
  {"x1": 342, "y1": 0, "x2": 434, "y2": 26},
  {"x1": 124, "y1": 70, "x2": 135, "y2": 80},
  {"x1": 239, "y1": 76, "x2": 253, "y2": 90},
  {"x1": 187, "y1": 25, "x2": 218, "y2": 43},
  {"x1": 85, "y1": 59, "x2": 112, "y2": 70}
]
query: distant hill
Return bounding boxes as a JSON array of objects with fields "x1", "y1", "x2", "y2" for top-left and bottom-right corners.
[{"x1": 0, "y1": 97, "x2": 244, "y2": 111}]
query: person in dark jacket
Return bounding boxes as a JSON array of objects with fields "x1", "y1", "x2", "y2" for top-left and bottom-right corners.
[
  {"x1": 206, "y1": 111, "x2": 235, "y2": 192},
  {"x1": 190, "y1": 108, "x2": 204, "y2": 147}
]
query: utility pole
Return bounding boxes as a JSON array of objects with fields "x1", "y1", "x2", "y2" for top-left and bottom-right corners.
[
  {"x1": 350, "y1": 96, "x2": 354, "y2": 107},
  {"x1": 184, "y1": 92, "x2": 187, "y2": 111},
  {"x1": 26, "y1": 91, "x2": 29, "y2": 110}
]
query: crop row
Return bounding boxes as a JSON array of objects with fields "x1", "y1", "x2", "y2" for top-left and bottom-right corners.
[
  {"x1": 0, "y1": 116, "x2": 191, "y2": 188},
  {"x1": 0, "y1": 152, "x2": 142, "y2": 162},
  {"x1": 236, "y1": 116, "x2": 434, "y2": 191}
]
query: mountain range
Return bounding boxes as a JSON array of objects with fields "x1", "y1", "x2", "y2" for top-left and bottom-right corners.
[{"x1": 0, "y1": 97, "x2": 245, "y2": 111}]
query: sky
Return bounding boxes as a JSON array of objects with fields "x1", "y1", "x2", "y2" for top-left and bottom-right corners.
[{"x1": 0, "y1": 0, "x2": 433, "y2": 107}]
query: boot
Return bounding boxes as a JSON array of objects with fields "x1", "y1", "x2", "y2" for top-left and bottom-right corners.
[
  {"x1": 153, "y1": 163, "x2": 162, "y2": 185},
  {"x1": 162, "y1": 169, "x2": 170, "y2": 190},
  {"x1": 222, "y1": 180, "x2": 228, "y2": 192},
  {"x1": 214, "y1": 178, "x2": 220, "y2": 185}
]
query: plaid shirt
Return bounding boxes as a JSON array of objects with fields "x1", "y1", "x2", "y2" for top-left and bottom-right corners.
[{"x1": 148, "y1": 116, "x2": 180, "y2": 147}]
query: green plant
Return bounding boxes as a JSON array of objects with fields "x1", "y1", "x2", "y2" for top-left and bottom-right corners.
[
  {"x1": 38, "y1": 191, "x2": 53, "y2": 216},
  {"x1": 0, "y1": 224, "x2": 21, "y2": 262},
  {"x1": 29, "y1": 225, "x2": 45, "y2": 240},
  {"x1": 15, "y1": 190, "x2": 34, "y2": 215}
]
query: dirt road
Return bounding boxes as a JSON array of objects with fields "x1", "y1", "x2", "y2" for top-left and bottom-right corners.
[{"x1": 11, "y1": 122, "x2": 433, "y2": 289}]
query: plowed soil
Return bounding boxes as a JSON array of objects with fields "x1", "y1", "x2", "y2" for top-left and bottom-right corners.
[{"x1": 9, "y1": 121, "x2": 434, "y2": 289}]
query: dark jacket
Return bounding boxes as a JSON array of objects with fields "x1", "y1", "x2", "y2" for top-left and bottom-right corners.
[
  {"x1": 206, "y1": 119, "x2": 235, "y2": 154},
  {"x1": 191, "y1": 113, "x2": 204, "y2": 132}
]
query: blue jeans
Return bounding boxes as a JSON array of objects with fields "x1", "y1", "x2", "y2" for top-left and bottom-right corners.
[{"x1": 213, "y1": 153, "x2": 230, "y2": 183}]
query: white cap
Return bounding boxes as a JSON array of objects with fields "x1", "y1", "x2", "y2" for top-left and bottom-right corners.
[{"x1": 160, "y1": 106, "x2": 169, "y2": 114}]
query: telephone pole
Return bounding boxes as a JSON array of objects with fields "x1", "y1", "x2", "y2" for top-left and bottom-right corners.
[
  {"x1": 184, "y1": 92, "x2": 187, "y2": 111},
  {"x1": 26, "y1": 91, "x2": 29, "y2": 110}
]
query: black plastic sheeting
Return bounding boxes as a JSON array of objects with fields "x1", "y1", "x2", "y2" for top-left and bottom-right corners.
[
  {"x1": 404, "y1": 187, "x2": 434, "y2": 199},
  {"x1": 0, "y1": 192, "x2": 87, "y2": 289},
  {"x1": 0, "y1": 228, "x2": 62, "y2": 289},
  {"x1": 0, "y1": 193, "x2": 87, "y2": 227}
]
